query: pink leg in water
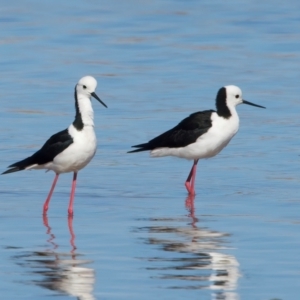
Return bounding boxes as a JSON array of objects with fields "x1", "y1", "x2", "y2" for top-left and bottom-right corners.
[
  {"x1": 43, "y1": 174, "x2": 59, "y2": 215},
  {"x1": 191, "y1": 160, "x2": 198, "y2": 191},
  {"x1": 184, "y1": 160, "x2": 199, "y2": 195},
  {"x1": 68, "y1": 172, "x2": 78, "y2": 216}
]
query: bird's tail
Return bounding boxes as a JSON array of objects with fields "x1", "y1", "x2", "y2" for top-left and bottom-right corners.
[
  {"x1": 127, "y1": 143, "x2": 150, "y2": 153},
  {"x1": 2, "y1": 156, "x2": 36, "y2": 175}
]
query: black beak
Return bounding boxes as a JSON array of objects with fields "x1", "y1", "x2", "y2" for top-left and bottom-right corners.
[
  {"x1": 242, "y1": 99, "x2": 265, "y2": 109},
  {"x1": 91, "y1": 92, "x2": 107, "y2": 108}
]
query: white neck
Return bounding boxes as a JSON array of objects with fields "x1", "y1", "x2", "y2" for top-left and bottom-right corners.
[
  {"x1": 76, "y1": 94, "x2": 94, "y2": 127},
  {"x1": 226, "y1": 101, "x2": 236, "y2": 115},
  {"x1": 73, "y1": 91, "x2": 94, "y2": 131},
  {"x1": 226, "y1": 102, "x2": 240, "y2": 126}
]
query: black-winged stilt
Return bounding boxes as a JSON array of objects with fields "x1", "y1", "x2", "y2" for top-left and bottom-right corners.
[
  {"x1": 2, "y1": 76, "x2": 107, "y2": 215},
  {"x1": 128, "y1": 85, "x2": 265, "y2": 195}
]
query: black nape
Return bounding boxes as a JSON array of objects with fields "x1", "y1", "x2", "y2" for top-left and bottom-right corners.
[
  {"x1": 73, "y1": 87, "x2": 84, "y2": 130},
  {"x1": 216, "y1": 87, "x2": 231, "y2": 119}
]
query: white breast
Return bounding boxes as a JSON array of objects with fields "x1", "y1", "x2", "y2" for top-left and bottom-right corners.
[
  {"x1": 193, "y1": 112, "x2": 239, "y2": 158},
  {"x1": 52, "y1": 125, "x2": 97, "y2": 174}
]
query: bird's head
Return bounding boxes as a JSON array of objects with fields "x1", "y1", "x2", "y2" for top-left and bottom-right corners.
[{"x1": 76, "y1": 76, "x2": 107, "y2": 108}]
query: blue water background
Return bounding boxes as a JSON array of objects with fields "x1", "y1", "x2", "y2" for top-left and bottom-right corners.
[{"x1": 1, "y1": 1, "x2": 300, "y2": 299}]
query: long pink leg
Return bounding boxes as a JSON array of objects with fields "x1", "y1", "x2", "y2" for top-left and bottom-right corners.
[
  {"x1": 184, "y1": 160, "x2": 199, "y2": 195},
  {"x1": 185, "y1": 163, "x2": 195, "y2": 194},
  {"x1": 43, "y1": 174, "x2": 59, "y2": 215},
  {"x1": 68, "y1": 172, "x2": 78, "y2": 216},
  {"x1": 191, "y1": 159, "x2": 199, "y2": 191},
  {"x1": 186, "y1": 164, "x2": 194, "y2": 183}
]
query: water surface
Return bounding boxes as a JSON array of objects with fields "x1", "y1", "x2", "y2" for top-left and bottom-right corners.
[{"x1": 1, "y1": 1, "x2": 300, "y2": 299}]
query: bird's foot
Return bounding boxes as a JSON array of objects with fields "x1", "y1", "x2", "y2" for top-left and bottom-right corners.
[{"x1": 185, "y1": 182, "x2": 195, "y2": 196}]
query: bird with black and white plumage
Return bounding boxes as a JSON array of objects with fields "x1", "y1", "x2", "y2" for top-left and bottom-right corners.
[
  {"x1": 128, "y1": 85, "x2": 265, "y2": 195},
  {"x1": 2, "y1": 76, "x2": 107, "y2": 216}
]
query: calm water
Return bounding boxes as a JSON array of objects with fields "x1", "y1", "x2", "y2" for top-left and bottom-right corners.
[{"x1": 1, "y1": 1, "x2": 300, "y2": 299}]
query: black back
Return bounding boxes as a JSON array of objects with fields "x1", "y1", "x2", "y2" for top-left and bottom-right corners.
[
  {"x1": 31, "y1": 128, "x2": 74, "y2": 164},
  {"x1": 2, "y1": 129, "x2": 73, "y2": 174},
  {"x1": 129, "y1": 110, "x2": 214, "y2": 152}
]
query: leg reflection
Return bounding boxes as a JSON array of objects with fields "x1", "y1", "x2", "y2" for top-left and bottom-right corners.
[
  {"x1": 185, "y1": 194, "x2": 198, "y2": 228},
  {"x1": 43, "y1": 214, "x2": 77, "y2": 255},
  {"x1": 68, "y1": 215, "x2": 77, "y2": 256},
  {"x1": 12, "y1": 215, "x2": 96, "y2": 299},
  {"x1": 135, "y1": 195, "x2": 240, "y2": 298},
  {"x1": 42, "y1": 214, "x2": 58, "y2": 250}
]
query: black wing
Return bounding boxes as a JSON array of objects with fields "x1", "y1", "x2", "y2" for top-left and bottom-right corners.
[
  {"x1": 128, "y1": 110, "x2": 214, "y2": 153},
  {"x1": 2, "y1": 129, "x2": 73, "y2": 174}
]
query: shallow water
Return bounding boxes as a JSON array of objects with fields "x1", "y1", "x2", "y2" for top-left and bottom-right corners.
[{"x1": 1, "y1": 0, "x2": 300, "y2": 299}]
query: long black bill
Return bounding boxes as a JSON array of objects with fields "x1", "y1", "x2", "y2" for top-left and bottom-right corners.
[
  {"x1": 243, "y1": 99, "x2": 265, "y2": 109},
  {"x1": 91, "y1": 92, "x2": 107, "y2": 108}
]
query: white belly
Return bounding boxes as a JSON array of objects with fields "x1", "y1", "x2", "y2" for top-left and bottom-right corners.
[
  {"x1": 46, "y1": 125, "x2": 97, "y2": 174},
  {"x1": 151, "y1": 113, "x2": 239, "y2": 160}
]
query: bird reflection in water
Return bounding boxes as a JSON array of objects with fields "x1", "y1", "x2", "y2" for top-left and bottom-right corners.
[
  {"x1": 137, "y1": 195, "x2": 240, "y2": 300},
  {"x1": 13, "y1": 215, "x2": 95, "y2": 300}
]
